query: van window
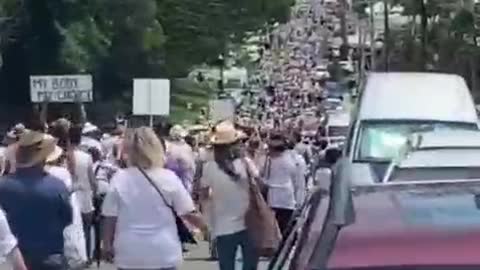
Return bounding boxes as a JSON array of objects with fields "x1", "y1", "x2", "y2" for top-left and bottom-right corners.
[{"x1": 355, "y1": 121, "x2": 477, "y2": 162}]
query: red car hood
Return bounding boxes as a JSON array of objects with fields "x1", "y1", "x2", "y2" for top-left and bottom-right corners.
[{"x1": 328, "y1": 191, "x2": 480, "y2": 268}]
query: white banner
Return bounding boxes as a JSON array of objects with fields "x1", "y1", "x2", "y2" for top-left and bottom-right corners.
[
  {"x1": 30, "y1": 75, "x2": 93, "y2": 103},
  {"x1": 133, "y1": 79, "x2": 170, "y2": 116}
]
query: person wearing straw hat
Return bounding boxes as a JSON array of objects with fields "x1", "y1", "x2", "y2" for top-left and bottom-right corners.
[
  {"x1": 166, "y1": 125, "x2": 196, "y2": 193},
  {"x1": 3, "y1": 124, "x2": 27, "y2": 174},
  {"x1": 0, "y1": 130, "x2": 73, "y2": 270},
  {"x1": 200, "y1": 121, "x2": 259, "y2": 270},
  {"x1": 263, "y1": 132, "x2": 299, "y2": 236}
]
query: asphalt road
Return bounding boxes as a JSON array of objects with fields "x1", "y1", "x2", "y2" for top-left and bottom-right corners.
[{"x1": 0, "y1": 241, "x2": 269, "y2": 270}]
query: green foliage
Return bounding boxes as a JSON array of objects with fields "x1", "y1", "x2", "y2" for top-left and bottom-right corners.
[{"x1": 0, "y1": 0, "x2": 292, "y2": 120}]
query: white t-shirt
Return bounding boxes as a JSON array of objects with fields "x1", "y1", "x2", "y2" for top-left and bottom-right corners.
[
  {"x1": 102, "y1": 167, "x2": 195, "y2": 269},
  {"x1": 265, "y1": 152, "x2": 298, "y2": 210},
  {"x1": 80, "y1": 137, "x2": 103, "y2": 156},
  {"x1": 290, "y1": 151, "x2": 307, "y2": 207},
  {"x1": 73, "y1": 150, "x2": 94, "y2": 213},
  {"x1": 101, "y1": 135, "x2": 120, "y2": 162},
  {"x1": 0, "y1": 208, "x2": 16, "y2": 258},
  {"x1": 166, "y1": 141, "x2": 196, "y2": 175},
  {"x1": 46, "y1": 166, "x2": 88, "y2": 264},
  {"x1": 93, "y1": 161, "x2": 118, "y2": 195},
  {"x1": 200, "y1": 159, "x2": 250, "y2": 237}
]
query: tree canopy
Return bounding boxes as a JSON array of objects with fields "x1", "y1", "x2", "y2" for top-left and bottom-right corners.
[{"x1": 0, "y1": 0, "x2": 293, "y2": 110}]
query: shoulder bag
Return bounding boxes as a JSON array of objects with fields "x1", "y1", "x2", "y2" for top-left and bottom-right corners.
[
  {"x1": 242, "y1": 159, "x2": 281, "y2": 257},
  {"x1": 138, "y1": 167, "x2": 197, "y2": 245}
]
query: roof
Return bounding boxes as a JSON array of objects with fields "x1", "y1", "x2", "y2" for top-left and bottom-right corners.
[
  {"x1": 328, "y1": 183, "x2": 480, "y2": 268},
  {"x1": 358, "y1": 73, "x2": 478, "y2": 123},
  {"x1": 409, "y1": 130, "x2": 480, "y2": 150}
]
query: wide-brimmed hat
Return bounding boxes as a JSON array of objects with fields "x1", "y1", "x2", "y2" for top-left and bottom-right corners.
[
  {"x1": 82, "y1": 122, "x2": 99, "y2": 135},
  {"x1": 170, "y1": 125, "x2": 188, "y2": 139},
  {"x1": 210, "y1": 121, "x2": 245, "y2": 145},
  {"x1": 16, "y1": 131, "x2": 57, "y2": 168},
  {"x1": 46, "y1": 145, "x2": 63, "y2": 163}
]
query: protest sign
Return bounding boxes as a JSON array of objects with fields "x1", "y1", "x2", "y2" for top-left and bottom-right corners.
[
  {"x1": 133, "y1": 79, "x2": 170, "y2": 126},
  {"x1": 30, "y1": 75, "x2": 93, "y2": 103}
]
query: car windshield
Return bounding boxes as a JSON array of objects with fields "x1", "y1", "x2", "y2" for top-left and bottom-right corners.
[{"x1": 356, "y1": 121, "x2": 477, "y2": 162}]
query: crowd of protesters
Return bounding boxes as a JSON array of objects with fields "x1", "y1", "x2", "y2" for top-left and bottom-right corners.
[{"x1": 0, "y1": 0, "x2": 349, "y2": 269}]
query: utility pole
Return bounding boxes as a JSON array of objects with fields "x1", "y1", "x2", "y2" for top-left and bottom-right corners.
[
  {"x1": 369, "y1": 0, "x2": 376, "y2": 70},
  {"x1": 420, "y1": 0, "x2": 428, "y2": 71},
  {"x1": 383, "y1": 0, "x2": 390, "y2": 71},
  {"x1": 339, "y1": 0, "x2": 349, "y2": 60}
]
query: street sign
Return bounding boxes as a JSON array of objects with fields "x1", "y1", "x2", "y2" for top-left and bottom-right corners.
[
  {"x1": 30, "y1": 75, "x2": 93, "y2": 103},
  {"x1": 133, "y1": 79, "x2": 170, "y2": 117}
]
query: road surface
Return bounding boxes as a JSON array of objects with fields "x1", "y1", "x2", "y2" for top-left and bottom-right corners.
[{"x1": 0, "y1": 241, "x2": 269, "y2": 270}]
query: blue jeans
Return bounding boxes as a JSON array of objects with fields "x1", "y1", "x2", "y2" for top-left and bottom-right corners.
[{"x1": 216, "y1": 230, "x2": 258, "y2": 270}]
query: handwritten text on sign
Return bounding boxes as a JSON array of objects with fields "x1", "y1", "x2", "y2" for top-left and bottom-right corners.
[{"x1": 30, "y1": 75, "x2": 93, "y2": 103}]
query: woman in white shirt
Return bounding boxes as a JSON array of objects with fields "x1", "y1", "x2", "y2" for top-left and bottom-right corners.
[
  {"x1": 102, "y1": 127, "x2": 206, "y2": 270},
  {"x1": 45, "y1": 144, "x2": 88, "y2": 268},
  {"x1": 0, "y1": 208, "x2": 28, "y2": 270},
  {"x1": 264, "y1": 133, "x2": 299, "y2": 236},
  {"x1": 200, "y1": 121, "x2": 258, "y2": 270},
  {"x1": 69, "y1": 125, "x2": 97, "y2": 262}
]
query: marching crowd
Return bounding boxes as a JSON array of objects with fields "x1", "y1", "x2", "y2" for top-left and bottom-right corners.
[
  {"x1": 0, "y1": 0, "x2": 349, "y2": 270},
  {"x1": 0, "y1": 116, "x2": 337, "y2": 270}
]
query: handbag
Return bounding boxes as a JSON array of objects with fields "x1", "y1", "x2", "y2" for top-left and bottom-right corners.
[
  {"x1": 138, "y1": 167, "x2": 197, "y2": 245},
  {"x1": 243, "y1": 159, "x2": 281, "y2": 257}
]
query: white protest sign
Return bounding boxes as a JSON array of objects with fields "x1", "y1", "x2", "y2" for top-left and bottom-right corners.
[
  {"x1": 30, "y1": 75, "x2": 93, "y2": 103},
  {"x1": 209, "y1": 99, "x2": 235, "y2": 122},
  {"x1": 133, "y1": 79, "x2": 170, "y2": 116}
]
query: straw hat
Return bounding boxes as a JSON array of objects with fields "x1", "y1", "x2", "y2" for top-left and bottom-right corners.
[
  {"x1": 82, "y1": 122, "x2": 99, "y2": 135},
  {"x1": 16, "y1": 131, "x2": 57, "y2": 168},
  {"x1": 46, "y1": 145, "x2": 63, "y2": 163},
  {"x1": 210, "y1": 121, "x2": 245, "y2": 145},
  {"x1": 170, "y1": 125, "x2": 188, "y2": 139}
]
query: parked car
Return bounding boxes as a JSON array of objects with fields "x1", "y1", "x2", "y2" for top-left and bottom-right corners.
[{"x1": 269, "y1": 158, "x2": 480, "y2": 270}]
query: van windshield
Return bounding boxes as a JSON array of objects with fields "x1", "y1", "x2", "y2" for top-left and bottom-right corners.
[{"x1": 356, "y1": 121, "x2": 477, "y2": 162}]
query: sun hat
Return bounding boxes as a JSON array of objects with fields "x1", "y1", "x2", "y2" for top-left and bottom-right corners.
[
  {"x1": 82, "y1": 122, "x2": 99, "y2": 135},
  {"x1": 169, "y1": 125, "x2": 188, "y2": 139},
  {"x1": 46, "y1": 145, "x2": 63, "y2": 163},
  {"x1": 16, "y1": 131, "x2": 57, "y2": 168},
  {"x1": 210, "y1": 121, "x2": 245, "y2": 145}
]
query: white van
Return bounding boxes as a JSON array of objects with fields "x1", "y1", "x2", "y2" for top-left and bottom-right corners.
[
  {"x1": 327, "y1": 111, "x2": 351, "y2": 148},
  {"x1": 346, "y1": 72, "x2": 479, "y2": 185}
]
